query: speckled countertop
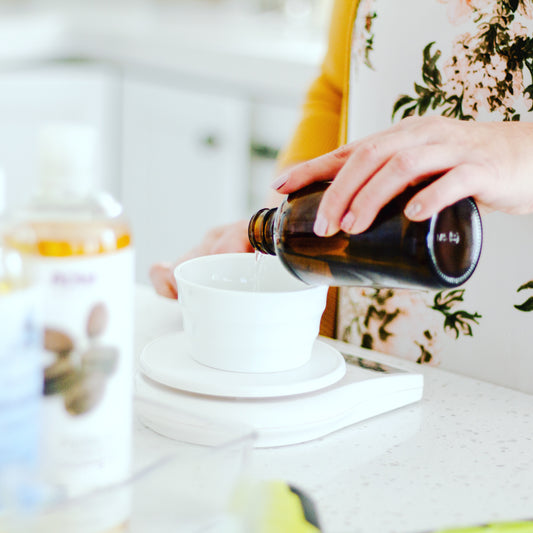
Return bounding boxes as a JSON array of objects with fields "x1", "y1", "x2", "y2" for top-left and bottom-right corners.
[{"x1": 134, "y1": 285, "x2": 533, "y2": 533}]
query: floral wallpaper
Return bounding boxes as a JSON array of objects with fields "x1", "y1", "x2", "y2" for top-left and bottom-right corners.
[{"x1": 340, "y1": 0, "x2": 533, "y2": 367}]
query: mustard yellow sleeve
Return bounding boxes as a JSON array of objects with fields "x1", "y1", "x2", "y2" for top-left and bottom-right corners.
[{"x1": 277, "y1": 0, "x2": 360, "y2": 170}]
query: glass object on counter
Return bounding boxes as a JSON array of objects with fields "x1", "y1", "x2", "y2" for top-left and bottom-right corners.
[
  {"x1": 2, "y1": 123, "x2": 135, "y2": 531},
  {"x1": 1, "y1": 395, "x2": 255, "y2": 533},
  {"x1": 249, "y1": 180, "x2": 483, "y2": 290}
]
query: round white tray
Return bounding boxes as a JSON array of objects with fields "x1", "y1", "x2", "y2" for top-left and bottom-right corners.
[{"x1": 139, "y1": 332, "x2": 346, "y2": 398}]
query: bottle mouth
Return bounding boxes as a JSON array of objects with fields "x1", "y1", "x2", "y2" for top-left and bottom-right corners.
[
  {"x1": 248, "y1": 208, "x2": 276, "y2": 255},
  {"x1": 427, "y1": 197, "x2": 483, "y2": 286}
]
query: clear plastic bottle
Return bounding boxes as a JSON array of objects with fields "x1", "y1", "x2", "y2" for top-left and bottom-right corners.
[
  {"x1": 4, "y1": 124, "x2": 134, "y2": 524},
  {"x1": 0, "y1": 168, "x2": 42, "y2": 514},
  {"x1": 249, "y1": 181, "x2": 483, "y2": 289}
]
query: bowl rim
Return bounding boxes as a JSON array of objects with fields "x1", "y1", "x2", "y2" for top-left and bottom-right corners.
[{"x1": 174, "y1": 253, "x2": 328, "y2": 296}]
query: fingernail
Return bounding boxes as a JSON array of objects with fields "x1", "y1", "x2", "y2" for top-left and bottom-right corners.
[
  {"x1": 340, "y1": 212, "x2": 356, "y2": 233},
  {"x1": 405, "y1": 202, "x2": 422, "y2": 219},
  {"x1": 271, "y1": 173, "x2": 289, "y2": 190},
  {"x1": 313, "y1": 213, "x2": 329, "y2": 236}
]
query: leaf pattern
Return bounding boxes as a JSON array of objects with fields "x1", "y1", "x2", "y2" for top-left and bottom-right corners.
[
  {"x1": 431, "y1": 290, "x2": 482, "y2": 339},
  {"x1": 342, "y1": 0, "x2": 533, "y2": 367},
  {"x1": 515, "y1": 279, "x2": 533, "y2": 311},
  {"x1": 514, "y1": 297, "x2": 533, "y2": 312},
  {"x1": 392, "y1": 2, "x2": 533, "y2": 122}
]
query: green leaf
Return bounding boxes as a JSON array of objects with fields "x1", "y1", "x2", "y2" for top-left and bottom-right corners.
[
  {"x1": 378, "y1": 309, "x2": 400, "y2": 341},
  {"x1": 431, "y1": 94, "x2": 443, "y2": 110},
  {"x1": 361, "y1": 333, "x2": 373, "y2": 349},
  {"x1": 442, "y1": 309, "x2": 481, "y2": 338},
  {"x1": 402, "y1": 105, "x2": 418, "y2": 118},
  {"x1": 418, "y1": 94, "x2": 432, "y2": 115},
  {"x1": 421, "y1": 42, "x2": 442, "y2": 88},
  {"x1": 414, "y1": 83, "x2": 428, "y2": 97},
  {"x1": 517, "y1": 280, "x2": 533, "y2": 292},
  {"x1": 514, "y1": 297, "x2": 533, "y2": 312},
  {"x1": 416, "y1": 343, "x2": 433, "y2": 364},
  {"x1": 392, "y1": 95, "x2": 415, "y2": 119},
  {"x1": 433, "y1": 289, "x2": 465, "y2": 311}
]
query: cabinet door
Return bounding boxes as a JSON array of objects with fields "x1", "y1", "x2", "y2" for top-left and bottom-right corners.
[
  {"x1": 249, "y1": 101, "x2": 301, "y2": 213},
  {"x1": 0, "y1": 63, "x2": 120, "y2": 208},
  {"x1": 121, "y1": 77, "x2": 249, "y2": 284}
]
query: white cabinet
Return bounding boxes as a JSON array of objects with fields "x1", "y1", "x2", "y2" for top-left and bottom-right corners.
[
  {"x1": 0, "y1": 64, "x2": 305, "y2": 286},
  {"x1": 0, "y1": 64, "x2": 304, "y2": 287},
  {"x1": 0, "y1": 63, "x2": 120, "y2": 208},
  {"x1": 0, "y1": 3, "x2": 322, "y2": 287},
  {"x1": 121, "y1": 76, "x2": 250, "y2": 283},
  {"x1": 249, "y1": 101, "x2": 302, "y2": 213},
  {"x1": 121, "y1": 74, "x2": 305, "y2": 284}
]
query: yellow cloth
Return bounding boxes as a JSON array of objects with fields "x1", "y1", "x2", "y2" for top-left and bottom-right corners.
[
  {"x1": 232, "y1": 480, "x2": 321, "y2": 533},
  {"x1": 277, "y1": 0, "x2": 360, "y2": 169},
  {"x1": 278, "y1": 0, "x2": 360, "y2": 338}
]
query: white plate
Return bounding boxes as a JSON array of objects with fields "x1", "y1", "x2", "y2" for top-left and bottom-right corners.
[{"x1": 139, "y1": 332, "x2": 346, "y2": 398}]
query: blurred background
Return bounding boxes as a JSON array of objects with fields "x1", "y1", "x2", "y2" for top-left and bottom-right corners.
[{"x1": 0, "y1": 0, "x2": 331, "y2": 283}]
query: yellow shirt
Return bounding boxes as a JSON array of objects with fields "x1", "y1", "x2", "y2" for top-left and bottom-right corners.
[
  {"x1": 279, "y1": 0, "x2": 360, "y2": 337},
  {"x1": 278, "y1": 0, "x2": 360, "y2": 169}
]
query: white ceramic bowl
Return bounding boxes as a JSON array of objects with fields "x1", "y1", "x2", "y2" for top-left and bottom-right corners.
[{"x1": 174, "y1": 253, "x2": 328, "y2": 373}]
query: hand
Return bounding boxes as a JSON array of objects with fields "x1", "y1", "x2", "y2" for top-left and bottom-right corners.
[
  {"x1": 149, "y1": 219, "x2": 252, "y2": 299},
  {"x1": 272, "y1": 116, "x2": 533, "y2": 235}
]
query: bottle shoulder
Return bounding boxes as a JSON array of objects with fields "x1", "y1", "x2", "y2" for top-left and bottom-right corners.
[{"x1": 4, "y1": 192, "x2": 132, "y2": 257}]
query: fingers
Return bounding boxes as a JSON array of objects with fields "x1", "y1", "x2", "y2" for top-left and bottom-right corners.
[
  {"x1": 149, "y1": 263, "x2": 178, "y2": 299},
  {"x1": 274, "y1": 119, "x2": 443, "y2": 236},
  {"x1": 274, "y1": 118, "x2": 533, "y2": 235},
  {"x1": 273, "y1": 116, "x2": 435, "y2": 196},
  {"x1": 312, "y1": 131, "x2": 423, "y2": 235},
  {"x1": 339, "y1": 143, "x2": 468, "y2": 234},
  {"x1": 404, "y1": 163, "x2": 487, "y2": 220},
  {"x1": 272, "y1": 144, "x2": 355, "y2": 192}
]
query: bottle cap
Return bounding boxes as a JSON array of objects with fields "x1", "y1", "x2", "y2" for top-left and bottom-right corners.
[
  {"x1": 428, "y1": 197, "x2": 483, "y2": 286},
  {"x1": 36, "y1": 123, "x2": 98, "y2": 198}
]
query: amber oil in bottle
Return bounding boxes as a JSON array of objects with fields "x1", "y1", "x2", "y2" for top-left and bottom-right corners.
[{"x1": 249, "y1": 181, "x2": 482, "y2": 289}]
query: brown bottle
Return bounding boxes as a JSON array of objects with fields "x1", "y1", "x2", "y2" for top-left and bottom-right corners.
[{"x1": 248, "y1": 181, "x2": 482, "y2": 289}]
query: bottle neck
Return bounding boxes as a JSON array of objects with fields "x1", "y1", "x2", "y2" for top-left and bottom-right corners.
[{"x1": 248, "y1": 208, "x2": 277, "y2": 255}]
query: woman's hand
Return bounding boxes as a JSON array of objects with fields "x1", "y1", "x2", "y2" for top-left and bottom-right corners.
[
  {"x1": 149, "y1": 219, "x2": 252, "y2": 299},
  {"x1": 272, "y1": 116, "x2": 533, "y2": 236}
]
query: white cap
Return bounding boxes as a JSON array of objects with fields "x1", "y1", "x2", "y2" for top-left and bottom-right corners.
[{"x1": 37, "y1": 123, "x2": 97, "y2": 198}]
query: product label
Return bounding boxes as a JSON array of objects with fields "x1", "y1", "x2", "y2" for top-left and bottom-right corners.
[{"x1": 26, "y1": 249, "x2": 134, "y2": 498}]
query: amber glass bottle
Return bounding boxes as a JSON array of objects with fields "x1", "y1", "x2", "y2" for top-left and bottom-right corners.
[{"x1": 249, "y1": 181, "x2": 482, "y2": 289}]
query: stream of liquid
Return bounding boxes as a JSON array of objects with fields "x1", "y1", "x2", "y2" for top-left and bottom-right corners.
[{"x1": 253, "y1": 250, "x2": 267, "y2": 292}]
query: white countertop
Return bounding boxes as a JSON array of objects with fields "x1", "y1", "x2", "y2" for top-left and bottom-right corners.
[
  {"x1": 0, "y1": 1, "x2": 325, "y2": 100},
  {"x1": 134, "y1": 285, "x2": 533, "y2": 533}
]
